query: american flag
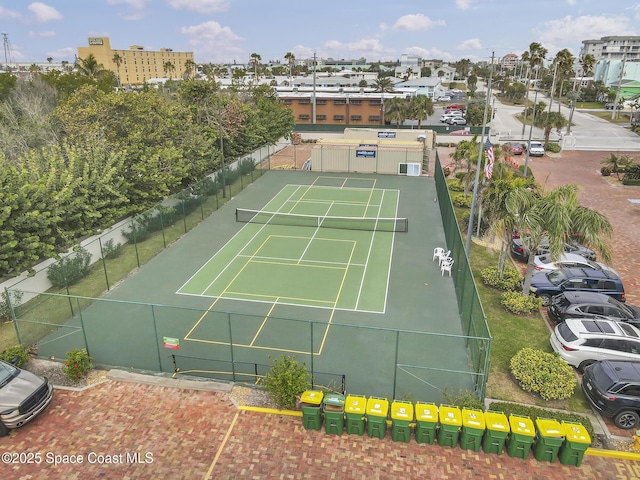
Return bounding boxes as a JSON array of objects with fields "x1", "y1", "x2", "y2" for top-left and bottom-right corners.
[{"x1": 484, "y1": 138, "x2": 495, "y2": 179}]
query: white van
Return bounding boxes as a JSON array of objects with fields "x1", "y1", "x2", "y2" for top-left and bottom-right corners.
[{"x1": 527, "y1": 141, "x2": 545, "y2": 157}]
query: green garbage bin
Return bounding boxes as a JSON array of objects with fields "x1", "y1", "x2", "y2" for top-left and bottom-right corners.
[
  {"x1": 506, "y1": 415, "x2": 535, "y2": 459},
  {"x1": 300, "y1": 390, "x2": 324, "y2": 431},
  {"x1": 366, "y1": 397, "x2": 389, "y2": 439},
  {"x1": 534, "y1": 418, "x2": 565, "y2": 463},
  {"x1": 482, "y1": 411, "x2": 510, "y2": 455},
  {"x1": 323, "y1": 393, "x2": 345, "y2": 436},
  {"x1": 438, "y1": 404, "x2": 462, "y2": 448},
  {"x1": 460, "y1": 408, "x2": 485, "y2": 451},
  {"x1": 414, "y1": 402, "x2": 438, "y2": 444},
  {"x1": 344, "y1": 395, "x2": 366, "y2": 436},
  {"x1": 391, "y1": 400, "x2": 414, "y2": 443},
  {"x1": 559, "y1": 422, "x2": 591, "y2": 467}
]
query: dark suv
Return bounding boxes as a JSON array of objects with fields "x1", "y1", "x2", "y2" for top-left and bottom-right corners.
[
  {"x1": 548, "y1": 292, "x2": 640, "y2": 326},
  {"x1": 529, "y1": 267, "x2": 625, "y2": 306},
  {"x1": 582, "y1": 360, "x2": 640, "y2": 429}
]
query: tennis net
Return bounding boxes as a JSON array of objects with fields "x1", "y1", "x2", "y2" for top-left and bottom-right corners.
[{"x1": 235, "y1": 208, "x2": 408, "y2": 232}]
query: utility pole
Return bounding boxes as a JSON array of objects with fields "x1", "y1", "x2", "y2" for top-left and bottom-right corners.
[
  {"x1": 548, "y1": 62, "x2": 558, "y2": 114},
  {"x1": 465, "y1": 51, "x2": 494, "y2": 257},
  {"x1": 312, "y1": 53, "x2": 317, "y2": 124}
]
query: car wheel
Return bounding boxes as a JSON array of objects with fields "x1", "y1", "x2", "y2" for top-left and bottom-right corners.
[
  {"x1": 539, "y1": 294, "x2": 552, "y2": 307},
  {"x1": 578, "y1": 360, "x2": 596, "y2": 373},
  {"x1": 614, "y1": 410, "x2": 640, "y2": 430},
  {"x1": 0, "y1": 421, "x2": 8, "y2": 437}
]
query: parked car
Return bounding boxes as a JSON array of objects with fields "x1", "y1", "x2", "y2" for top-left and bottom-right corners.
[
  {"x1": 445, "y1": 104, "x2": 466, "y2": 112},
  {"x1": 550, "y1": 318, "x2": 640, "y2": 371},
  {"x1": 440, "y1": 112, "x2": 463, "y2": 122},
  {"x1": 437, "y1": 96, "x2": 451, "y2": 102},
  {"x1": 502, "y1": 142, "x2": 524, "y2": 155},
  {"x1": 447, "y1": 117, "x2": 467, "y2": 126},
  {"x1": 510, "y1": 236, "x2": 596, "y2": 263},
  {"x1": 548, "y1": 291, "x2": 640, "y2": 326},
  {"x1": 582, "y1": 360, "x2": 640, "y2": 429},
  {"x1": 533, "y1": 252, "x2": 617, "y2": 274},
  {"x1": 605, "y1": 103, "x2": 623, "y2": 110},
  {"x1": 529, "y1": 267, "x2": 625, "y2": 306},
  {"x1": 0, "y1": 359, "x2": 54, "y2": 436},
  {"x1": 525, "y1": 141, "x2": 545, "y2": 156}
]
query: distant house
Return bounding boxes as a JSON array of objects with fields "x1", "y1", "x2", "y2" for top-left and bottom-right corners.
[{"x1": 394, "y1": 77, "x2": 442, "y2": 99}]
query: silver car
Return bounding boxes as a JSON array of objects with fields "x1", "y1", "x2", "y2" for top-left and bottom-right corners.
[
  {"x1": 0, "y1": 360, "x2": 54, "y2": 436},
  {"x1": 550, "y1": 318, "x2": 640, "y2": 372}
]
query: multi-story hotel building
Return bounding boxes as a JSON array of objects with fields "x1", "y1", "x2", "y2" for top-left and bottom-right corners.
[{"x1": 77, "y1": 37, "x2": 194, "y2": 86}]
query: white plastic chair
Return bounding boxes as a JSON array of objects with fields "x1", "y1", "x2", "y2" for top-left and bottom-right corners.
[
  {"x1": 441, "y1": 258, "x2": 454, "y2": 277},
  {"x1": 433, "y1": 247, "x2": 445, "y2": 262},
  {"x1": 438, "y1": 250, "x2": 451, "y2": 266}
]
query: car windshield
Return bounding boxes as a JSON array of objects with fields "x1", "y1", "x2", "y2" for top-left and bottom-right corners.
[
  {"x1": 546, "y1": 269, "x2": 568, "y2": 286},
  {"x1": 537, "y1": 254, "x2": 552, "y2": 265},
  {"x1": 557, "y1": 322, "x2": 578, "y2": 342},
  {"x1": 588, "y1": 362, "x2": 616, "y2": 390},
  {"x1": 607, "y1": 297, "x2": 634, "y2": 316},
  {"x1": 0, "y1": 361, "x2": 19, "y2": 386}
]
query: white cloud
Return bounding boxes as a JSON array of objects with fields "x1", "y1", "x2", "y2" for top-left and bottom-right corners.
[
  {"x1": 323, "y1": 38, "x2": 396, "y2": 61},
  {"x1": 28, "y1": 2, "x2": 62, "y2": 22},
  {"x1": 0, "y1": 6, "x2": 21, "y2": 19},
  {"x1": 537, "y1": 15, "x2": 635, "y2": 49},
  {"x1": 456, "y1": 38, "x2": 482, "y2": 50},
  {"x1": 46, "y1": 47, "x2": 77, "y2": 62},
  {"x1": 566, "y1": 0, "x2": 577, "y2": 5},
  {"x1": 181, "y1": 21, "x2": 244, "y2": 62},
  {"x1": 290, "y1": 45, "x2": 316, "y2": 60},
  {"x1": 169, "y1": 0, "x2": 229, "y2": 13},
  {"x1": 28, "y1": 30, "x2": 55, "y2": 38},
  {"x1": 392, "y1": 14, "x2": 446, "y2": 32},
  {"x1": 629, "y1": 3, "x2": 640, "y2": 20},
  {"x1": 403, "y1": 46, "x2": 454, "y2": 62},
  {"x1": 106, "y1": 0, "x2": 149, "y2": 8},
  {"x1": 379, "y1": 22, "x2": 389, "y2": 31},
  {"x1": 455, "y1": 0, "x2": 476, "y2": 10}
]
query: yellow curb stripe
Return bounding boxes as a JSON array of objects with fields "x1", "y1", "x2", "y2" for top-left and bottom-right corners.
[
  {"x1": 584, "y1": 447, "x2": 640, "y2": 461},
  {"x1": 238, "y1": 405, "x2": 303, "y2": 417},
  {"x1": 204, "y1": 411, "x2": 239, "y2": 480}
]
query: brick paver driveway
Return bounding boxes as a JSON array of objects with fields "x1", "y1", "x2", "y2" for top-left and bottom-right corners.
[{"x1": 2, "y1": 380, "x2": 639, "y2": 480}]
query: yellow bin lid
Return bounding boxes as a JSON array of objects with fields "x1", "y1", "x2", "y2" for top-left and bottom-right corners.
[
  {"x1": 300, "y1": 390, "x2": 323, "y2": 405},
  {"x1": 535, "y1": 418, "x2": 565, "y2": 439},
  {"x1": 462, "y1": 408, "x2": 486, "y2": 429},
  {"x1": 562, "y1": 422, "x2": 591, "y2": 444},
  {"x1": 345, "y1": 395, "x2": 366, "y2": 414},
  {"x1": 484, "y1": 411, "x2": 509, "y2": 432},
  {"x1": 391, "y1": 401, "x2": 414, "y2": 421},
  {"x1": 509, "y1": 415, "x2": 535, "y2": 436},
  {"x1": 415, "y1": 402, "x2": 438, "y2": 421},
  {"x1": 366, "y1": 397, "x2": 389, "y2": 416},
  {"x1": 439, "y1": 405, "x2": 462, "y2": 426}
]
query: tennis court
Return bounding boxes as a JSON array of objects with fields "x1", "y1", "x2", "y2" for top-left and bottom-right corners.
[{"x1": 23, "y1": 170, "x2": 486, "y2": 402}]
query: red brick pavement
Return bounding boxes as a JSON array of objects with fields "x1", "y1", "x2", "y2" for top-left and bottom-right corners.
[{"x1": 2, "y1": 381, "x2": 640, "y2": 480}]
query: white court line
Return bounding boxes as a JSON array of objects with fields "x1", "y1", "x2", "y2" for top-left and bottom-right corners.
[
  {"x1": 355, "y1": 189, "x2": 385, "y2": 311},
  {"x1": 297, "y1": 201, "x2": 334, "y2": 264},
  {"x1": 236, "y1": 253, "x2": 366, "y2": 268},
  {"x1": 381, "y1": 191, "x2": 401, "y2": 313}
]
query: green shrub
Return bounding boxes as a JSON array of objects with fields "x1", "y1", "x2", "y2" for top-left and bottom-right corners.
[
  {"x1": 446, "y1": 179, "x2": 465, "y2": 192},
  {"x1": 481, "y1": 266, "x2": 522, "y2": 291},
  {"x1": 622, "y1": 178, "x2": 640, "y2": 185},
  {"x1": 443, "y1": 388, "x2": 485, "y2": 410},
  {"x1": 123, "y1": 217, "x2": 150, "y2": 244},
  {"x1": 451, "y1": 192, "x2": 472, "y2": 208},
  {"x1": 624, "y1": 164, "x2": 640, "y2": 180},
  {"x1": 63, "y1": 348, "x2": 93, "y2": 383},
  {"x1": 101, "y1": 239, "x2": 123, "y2": 260},
  {"x1": 501, "y1": 291, "x2": 543, "y2": 315},
  {"x1": 0, "y1": 344, "x2": 31, "y2": 367},
  {"x1": 238, "y1": 158, "x2": 256, "y2": 175},
  {"x1": 489, "y1": 401, "x2": 594, "y2": 442},
  {"x1": 262, "y1": 355, "x2": 310, "y2": 410},
  {"x1": 510, "y1": 348, "x2": 576, "y2": 400},
  {"x1": 546, "y1": 142, "x2": 561, "y2": 153},
  {"x1": 47, "y1": 247, "x2": 92, "y2": 288},
  {"x1": 0, "y1": 289, "x2": 23, "y2": 322}
]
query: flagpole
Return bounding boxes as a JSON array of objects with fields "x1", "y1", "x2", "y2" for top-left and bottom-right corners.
[{"x1": 465, "y1": 51, "x2": 494, "y2": 257}]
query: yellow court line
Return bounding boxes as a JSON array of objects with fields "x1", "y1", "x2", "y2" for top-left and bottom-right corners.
[
  {"x1": 286, "y1": 180, "x2": 319, "y2": 214},
  {"x1": 250, "y1": 298, "x2": 280, "y2": 346},
  {"x1": 317, "y1": 240, "x2": 357, "y2": 355},
  {"x1": 224, "y1": 291, "x2": 336, "y2": 305},
  {"x1": 204, "y1": 411, "x2": 239, "y2": 480},
  {"x1": 187, "y1": 336, "x2": 314, "y2": 355},
  {"x1": 185, "y1": 234, "x2": 273, "y2": 340},
  {"x1": 251, "y1": 258, "x2": 348, "y2": 270}
]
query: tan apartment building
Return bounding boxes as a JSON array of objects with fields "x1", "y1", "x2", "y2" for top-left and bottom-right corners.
[{"x1": 77, "y1": 37, "x2": 194, "y2": 86}]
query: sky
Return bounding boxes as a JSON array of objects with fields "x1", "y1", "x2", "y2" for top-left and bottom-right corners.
[{"x1": 1, "y1": 0, "x2": 639, "y2": 66}]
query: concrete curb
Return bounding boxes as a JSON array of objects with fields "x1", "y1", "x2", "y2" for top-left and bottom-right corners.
[{"x1": 106, "y1": 369, "x2": 233, "y2": 393}]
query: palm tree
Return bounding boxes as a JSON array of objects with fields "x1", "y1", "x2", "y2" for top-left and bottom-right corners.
[
  {"x1": 502, "y1": 184, "x2": 612, "y2": 298},
  {"x1": 250, "y1": 52, "x2": 261, "y2": 81},
  {"x1": 284, "y1": 51, "x2": 295, "y2": 78},
  {"x1": 534, "y1": 111, "x2": 567, "y2": 147},
  {"x1": 579, "y1": 54, "x2": 596, "y2": 79},
  {"x1": 373, "y1": 77, "x2": 394, "y2": 93},
  {"x1": 184, "y1": 59, "x2": 195, "y2": 80},
  {"x1": 163, "y1": 61, "x2": 175, "y2": 79},
  {"x1": 601, "y1": 153, "x2": 634, "y2": 180},
  {"x1": 112, "y1": 53, "x2": 122, "y2": 87},
  {"x1": 77, "y1": 54, "x2": 103, "y2": 80},
  {"x1": 384, "y1": 97, "x2": 408, "y2": 128},
  {"x1": 46, "y1": 57, "x2": 53, "y2": 64},
  {"x1": 521, "y1": 42, "x2": 548, "y2": 134},
  {"x1": 408, "y1": 95, "x2": 434, "y2": 129}
]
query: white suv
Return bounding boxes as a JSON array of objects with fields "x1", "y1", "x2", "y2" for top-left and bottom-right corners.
[
  {"x1": 440, "y1": 112, "x2": 463, "y2": 122},
  {"x1": 550, "y1": 318, "x2": 640, "y2": 371},
  {"x1": 527, "y1": 141, "x2": 545, "y2": 156}
]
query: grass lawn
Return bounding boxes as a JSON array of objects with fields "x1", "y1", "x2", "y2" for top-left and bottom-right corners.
[{"x1": 587, "y1": 111, "x2": 633, "y2": 124}]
